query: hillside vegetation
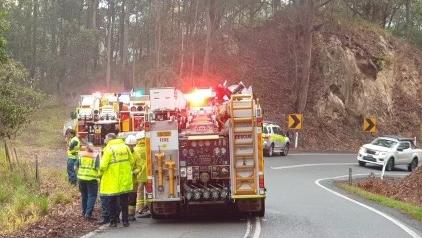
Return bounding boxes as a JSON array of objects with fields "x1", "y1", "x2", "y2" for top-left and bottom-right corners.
[{"x1": 219, "y1": 14, "x2": 422, "y2": 151}]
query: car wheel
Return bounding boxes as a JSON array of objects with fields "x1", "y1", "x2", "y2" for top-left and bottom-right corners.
[
  {"x1": 408, "y1": 158, "x2": 418, "y2": 172},
  {"x1": 358, "y1": 161, "x2": 366, "y2": 167},
  {"x1": 281, "y1": 143, "x2": 289, "y2": 156},
  {"x1": 386, "y1": 158, "x2": 394, "y2": 171},
  {"x1": 268, "y1": 144, "x2": 274, "y2": 157}
]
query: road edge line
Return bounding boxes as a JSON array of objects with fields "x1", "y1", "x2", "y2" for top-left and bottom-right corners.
[
  {"x1": 271, "y1": 163, "x2": 355, "y2": 170},
  {"x1": 315, "y1": 174, "x2": 421, "y2": 238},
  {"x1": 242, "y1": 217, "x2": 252, "y2": 238},
  {"x1": 253, "y1": 217, "x2": 261, "y2": 238},
  {"x1": 80, "y1": 225, "x2": 108, "y2": 238}
]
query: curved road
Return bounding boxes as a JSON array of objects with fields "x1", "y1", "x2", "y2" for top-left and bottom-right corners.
[{"x1": 86, "y1": 154, "x2": 422, "y2": 238}]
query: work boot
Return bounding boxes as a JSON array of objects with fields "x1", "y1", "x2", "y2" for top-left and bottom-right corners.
[
  {"x1": 123, "y1": 222, "x2": 130, "y2": 227},
  {"x1": 84, "y1": 215, "x2": 97, "y2": 221},
  {"x1": 109, "y1": 222, "x2": 117, "y2": 228}
]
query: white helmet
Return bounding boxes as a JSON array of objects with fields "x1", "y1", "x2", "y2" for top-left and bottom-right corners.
[
  {"x1": 125, "y1": 135, "x2": 137, "y2": 145},
  {"x1": 135, "y1": 131, "x2": 145, "y2": 140}
]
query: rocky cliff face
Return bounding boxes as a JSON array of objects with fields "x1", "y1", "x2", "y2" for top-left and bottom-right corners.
[
  {"x1": 310, "y1": 20, "x2": 422, "y2": 150},
  {"x1": 215, "y1": 16, "x2": 422, "y2": 151}
]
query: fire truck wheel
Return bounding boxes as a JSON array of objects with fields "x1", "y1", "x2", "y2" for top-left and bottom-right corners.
[{"x1": 255, "y1": 199, "x2": 265, "y2": 217}]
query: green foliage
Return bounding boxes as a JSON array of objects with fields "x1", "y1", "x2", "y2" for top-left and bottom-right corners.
[
  {"x1": 0, "y1": 10, "x2": 9, "y2": 62},
  {"x1": 338, "y1": 183, "x2": 422, "y2": 222},
  {"x1": 0, "y1": 60, "x2": 45, "y2": 139},
  {"x1": 388, "y1": 0, "x2": 422, "y2": 47},
  {"x1": 0, "y1": 154, "x2": 78, "y2": 235}
]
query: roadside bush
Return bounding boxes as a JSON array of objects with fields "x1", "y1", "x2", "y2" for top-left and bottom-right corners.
[
  {"x1": 0, "y1": 153, "x2": 77, "y2": 235},
  {"x1": 0, "y1": 60, "x2": 44, "y2": 139}
]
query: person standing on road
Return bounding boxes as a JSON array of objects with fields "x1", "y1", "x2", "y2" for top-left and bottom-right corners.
[
  {"x1": 67, "y1": 129, "x2": 80, "y2": 185},
  {"x1": 99, "y1": 133, "x2": 134, "y2": 227},
  {"x1": 98, "y1": 135, "x2": 112, "y2": 225},
  {"x1": 75, "y1": 143, "x2": 99, "y2": 220},
  {"x1": 124, "y1": 135, "x2": 138, "y2": 221},
  {"x1": 133, "y1": 131, "x2": 151, "y2": 218}
]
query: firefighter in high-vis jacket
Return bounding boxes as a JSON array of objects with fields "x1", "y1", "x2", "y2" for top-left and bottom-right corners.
[
  {"x1": 67, "y1": 129, "x2": 80, "y2": 185},
  {"x1": 99, "y1": 133, "x2": 134, "y2": 227},
  {"x1": 133, "y1": 131, "x2": 150, "y2": 217},
  {"x1": 124, "y1": 135, "x2": 138, "y2": 221},
  {"x1": 75, "y1": 143, "x2": 99, "y2": 220}
]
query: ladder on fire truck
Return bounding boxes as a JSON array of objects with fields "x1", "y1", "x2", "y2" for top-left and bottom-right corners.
[{"x1": 230, "y1": 94, "x2": 257, "y2": 195}]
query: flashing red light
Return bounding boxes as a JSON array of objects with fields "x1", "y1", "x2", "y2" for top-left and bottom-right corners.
[
  {"x1": 185, "y1": 88, "x2": 213, "y2": 107},
  {"x1": 146, "y1": 179, "x2": 153, "y2": 193}
]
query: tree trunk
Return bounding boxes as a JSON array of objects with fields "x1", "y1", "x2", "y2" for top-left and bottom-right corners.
[
  {"x1": 121, "y1": 0, "x2": 130, "y2": 90},
  {"x1": 295, "y1": 0, "x2": 314, "y2": 113},
  {"x1": 189, "y1": 0, "x2": 199, "y2": 85},
  {"x1": 272, "y1": 0, "x2": 281, "y2": 16},
  {"x1": 106, "y1": 0, "x2": 113, "y2": 90},
  {"x1": 202, "y1": 0, "x2": 215, "y2": 77},
  {"x1": 405, "y1": 0, "x2": 411, "y2": 37},
  {"x1": 155, "y1": 0, "x2": 161, "y2": 69},
  {"x1": 179, "y1": 25, "x2": 185, "y2": 80},
  {"x1": 31, "y1": 0, "x2": 39, "y2": 79}
]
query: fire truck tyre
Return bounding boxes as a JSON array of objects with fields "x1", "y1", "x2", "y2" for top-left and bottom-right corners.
[
  {"x1": 281, "y1": 143, "x2": 289, "y2": 156},
  {"x1": 408, "y1": 158, "x2": 418, "y2": 172},
  {"x1": 151, "y1": 208, "x2": 166, "y2": 219},
  {"x1": 255, "y1": 199, "x2": 265, "y2": 217}
]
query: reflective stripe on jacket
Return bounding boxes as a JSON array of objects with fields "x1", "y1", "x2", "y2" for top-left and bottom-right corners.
[
  {"x1": 99, "y1": 139, "x2": 134, "y2": 196},
  {"x1": 67, "y1": 136, "x2": 80, "y2": 159},
  {"x1": 133, "y1": 140, "x2": 147, "y2": 183},
  {"x1": 77, "y1": 151, "x2": 99, "y2": 181}
]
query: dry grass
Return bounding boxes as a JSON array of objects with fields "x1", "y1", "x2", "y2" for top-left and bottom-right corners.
[
  {"x1": 338, "y1": 183, "x2": 422, "y2": 222},
  {"x1": 0, "y1": 99, "x2": 78, "y2": 235}
]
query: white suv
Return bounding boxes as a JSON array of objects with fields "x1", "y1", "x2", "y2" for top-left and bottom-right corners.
[{"x1": 357, "y1": 136, "x2": 421, "y2": 171}]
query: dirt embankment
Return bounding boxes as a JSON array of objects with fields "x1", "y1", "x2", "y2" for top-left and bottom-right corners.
[{"x1": 357, "y1": 167, "x2": 422, "y2": 206}]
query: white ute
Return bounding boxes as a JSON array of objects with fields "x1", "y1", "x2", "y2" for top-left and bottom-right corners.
[{"x1": 357, "y1": 136, "x2": 421, "y2": 172}]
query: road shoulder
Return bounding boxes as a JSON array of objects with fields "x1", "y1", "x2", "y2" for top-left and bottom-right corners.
[{"x1": 322, "y1": 179, "x2": 422, "y2": 236}]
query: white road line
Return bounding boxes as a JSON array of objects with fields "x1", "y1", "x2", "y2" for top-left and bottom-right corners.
[
  {"x1": 271, "y1": 163, "x2": 355, "y2": 170},
  {"x1": 80, "y1": 225, "x2": 108, "y2": 238},
  {"x1": 315, "y1": 174, "x2": 421, "y2": 238},
  {"x1": 243, "y1": 217, "x2": 261, "y2": 238},
  {"x1": 288, "y1": 153, "x2": 356, "y2": 156},
  {"x1": 243, "y1": 217, "x2": 252, "y2": 238},
  {"x1": 253, "y1": 217, "x2": 261, "y2": 238}
]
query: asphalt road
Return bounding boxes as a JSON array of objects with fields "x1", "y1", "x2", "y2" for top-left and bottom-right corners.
[{"x1": 86, "y1": 153, "x2": 422, "y2": 238}]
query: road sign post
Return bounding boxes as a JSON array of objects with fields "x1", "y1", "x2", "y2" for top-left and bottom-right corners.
[
  {"x1": 381, "y1": 157, "x2": 391, "y2": 180},
  {"x1": 288, "y1": 114, "x2": 303, "y2": 149}
]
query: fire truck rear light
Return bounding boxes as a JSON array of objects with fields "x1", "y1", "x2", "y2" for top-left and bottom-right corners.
[
  {"x1": 146, "y1": 180, "x2": 153, "y2": 193},
  {"x1": 259, "y1": 175, "x2": 265, "y2": 188}
]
